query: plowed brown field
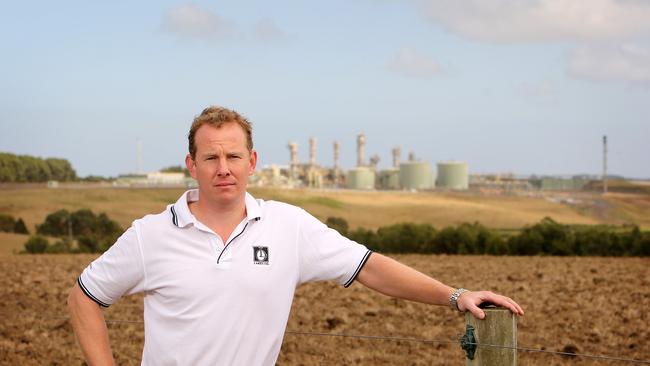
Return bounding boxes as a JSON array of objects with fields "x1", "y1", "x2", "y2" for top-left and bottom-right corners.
[{"x1": 1, "y1": 254, "x2": 648, "y2": 365}]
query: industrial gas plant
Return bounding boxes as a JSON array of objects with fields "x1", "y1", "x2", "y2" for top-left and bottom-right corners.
[
  {"x1": 113, "y1": 134, "x2": 612, "y2": 193},
  {"x1": 252, "y1": 134, "x2": 469, "y2": 191}
]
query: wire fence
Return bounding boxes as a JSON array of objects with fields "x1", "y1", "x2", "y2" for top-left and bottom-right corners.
[{"x1": 4, "y1": 310, "x2": 649, "y2": 365}]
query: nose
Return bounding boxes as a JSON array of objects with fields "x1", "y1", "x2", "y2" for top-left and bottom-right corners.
[{"x1": 216, "y1": 157, "x2": 231, "y2": 177}]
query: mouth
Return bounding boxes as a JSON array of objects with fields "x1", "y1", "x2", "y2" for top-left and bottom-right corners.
[{"x1": 214, "y1": 182, "x2": 236, "y2": 187}]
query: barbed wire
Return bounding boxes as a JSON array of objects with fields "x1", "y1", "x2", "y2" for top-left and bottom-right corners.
[
  {"x1": 284, "y1": 330, "x2": 650, "y2": 364},
  {"x1": 3, "y1": 311, "x2": 649, "y2": 364}
]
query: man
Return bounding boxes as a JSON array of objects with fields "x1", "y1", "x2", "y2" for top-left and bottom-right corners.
[{"x1": 68, "y1": 106, "x2": 523, "y2": 365}]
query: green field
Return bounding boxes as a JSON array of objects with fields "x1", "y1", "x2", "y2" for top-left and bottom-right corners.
[{"x1": 1, "y1": 186, "x2": 649, "y2": 255}]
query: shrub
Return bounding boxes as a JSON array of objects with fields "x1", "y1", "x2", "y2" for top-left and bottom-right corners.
[
  {"x1": 376, "y1": 223, "x2": 436, "y2": 253},
  {"x1": 0, "y1": 214, "x2": 15, "y2": 232},
  {"x1": 37, "y1": 209, "x2": 70, "y2": 237},
  {"x1": 36, "y1": 208, "x2": 122, "y2": 249},
  {"x1": 23, "y1": 236, "x2": 49, "y2": 254},
  {"x1": 326, "y1": 217, "x2": 349, "y2": 236},
  {"x1": 13, "y1": 218, "x2": 29, "y2": 234},
  {"x1": 46, "y1": 238, "x2": 72, "y2": 254},
  {"x1": 348, "y1": 227, "x2": 378, "y2": 249},
  {"x1": 427, "y1": 222, "x2": 498, "y2": 255}
]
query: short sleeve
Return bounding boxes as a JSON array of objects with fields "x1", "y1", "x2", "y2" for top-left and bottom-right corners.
[
  {"x1": 297, "y1": 209, "x2": 372, "y2": 287},
  {"x1": 78, "y1": 224, "x2": 146, "y2": 307}
]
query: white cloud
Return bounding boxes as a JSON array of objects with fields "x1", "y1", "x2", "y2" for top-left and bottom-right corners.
[
  {"x1": 162, "y1": 4, "x2": 286, "y2": 43},
  {"x1": 162, "y1": 4, "x2": 236, "y2": 41},
  {"x1": 389, "y1": 47, "x2": 441, "y2": 78},
  {"x1": 568, "y1": 43, "x2": 650, "y2": 83},
  {"x1": 415, "y1": 0, "x2": 650, "y2": 43}
]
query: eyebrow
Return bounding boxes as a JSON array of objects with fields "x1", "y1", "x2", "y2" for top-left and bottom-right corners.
[{"x1": 200, "y1": 150, "x2": 246, "y2": 158}]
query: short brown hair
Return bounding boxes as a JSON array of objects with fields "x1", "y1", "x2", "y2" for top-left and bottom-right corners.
[{"x1": 188, "y1": 106, "x2": 253, "y2": 158}]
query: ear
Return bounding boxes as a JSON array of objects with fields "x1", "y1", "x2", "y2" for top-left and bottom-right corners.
[
  {"x1": 185, "y1": 154, "x2": 198, "y2": 179},
  {"x1": 248, "y1": 150, "x2": 258, "y2": 175}
]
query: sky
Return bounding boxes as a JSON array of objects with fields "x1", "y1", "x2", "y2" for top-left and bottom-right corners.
[{"x1": 1, "y1": 0, "x2": 649, "y2": 179}]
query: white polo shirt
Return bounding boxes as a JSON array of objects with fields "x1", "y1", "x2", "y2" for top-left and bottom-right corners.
[{"x1": 78, "y1": 190, "x2": 372, "y2": 365}]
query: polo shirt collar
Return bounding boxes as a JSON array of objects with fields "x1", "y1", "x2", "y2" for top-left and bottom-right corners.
[{"x1": 170, "y1": 190, "x2": 262, "y2": 228}]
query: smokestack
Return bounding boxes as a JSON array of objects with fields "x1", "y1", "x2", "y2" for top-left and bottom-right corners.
[
  {"x1": 288, "y1": 141, "x2": 298, "y2": 179},
  {"x1": 357, "y1": 134, "x2": 366, "y2": 167},
  {"x1": 288, "y1": 141, "x2": 299, "y2": 166},
  {"x1": 603, "y1": 135, "x2": 608, "y2": 194},
  {"x1": 333, "y1": 141, "x2": 340, "y2": 169},
  {"x1": 392, "y1": 147, "x2": 401, "y2": 168},
  {"x1": 408, "y1": 151, "x2": 416, "y2": 162},
  {"x1": 309, "y1": 137, "x2": 317, "y2": 167},
  {"x1": 369, "y1": 154, "x2": 380, "y2": 169}
]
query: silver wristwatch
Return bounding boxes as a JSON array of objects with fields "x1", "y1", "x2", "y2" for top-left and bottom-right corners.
[{"x1": 449, "y1": 288, "x2": 469, "y2": 311}]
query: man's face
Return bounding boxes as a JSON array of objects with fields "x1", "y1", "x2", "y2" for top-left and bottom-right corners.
[{"x1": 186, "y1": 122, "x2": 257, "y2": 207}]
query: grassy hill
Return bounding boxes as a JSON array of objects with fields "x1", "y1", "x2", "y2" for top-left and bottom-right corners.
[
  {"x1": 1, "y1": 186, "x2": 649, "y2": 234},
  {"x1": 1, "y1": 186, "x2": 649, "y2": 255}
]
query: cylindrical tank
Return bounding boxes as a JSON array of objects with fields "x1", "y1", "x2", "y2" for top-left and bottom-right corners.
[
  {"x1": 437, "y1": 161, "x2": 469, "y2": 190},
  {"x1": 378, "y1": 169, "x2": 400, "y2": 190},
  {"x1": 399, "y1": 161, "x2": 432, "y2": 190},
  {"x1": 347, "y1": 167, "x2": 375, "y2": 190}
]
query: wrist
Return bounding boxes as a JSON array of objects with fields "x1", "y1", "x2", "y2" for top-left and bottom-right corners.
[{"x1": 449, "y1": 288, "x2": 469, "y2": 312}]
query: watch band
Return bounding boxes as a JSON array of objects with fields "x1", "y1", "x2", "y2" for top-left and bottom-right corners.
[{"x1": 449, "y1": 288, "x2": 469, "y2": 311}]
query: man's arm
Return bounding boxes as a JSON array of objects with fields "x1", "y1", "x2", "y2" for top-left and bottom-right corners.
[
  {"x1": 356, "y1": 253, "x2": 524, "y2": 319},
  {"x1": 67, "y1": 282, "x2": 116, "y2": 366}
]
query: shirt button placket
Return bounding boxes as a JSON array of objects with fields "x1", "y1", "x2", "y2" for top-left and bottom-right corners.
[{"x1": 210, "y1": 235, "x2": 223, "y2": 261}]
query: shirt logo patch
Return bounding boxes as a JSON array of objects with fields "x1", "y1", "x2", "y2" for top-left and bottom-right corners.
[{"x1": 253, "y1": 246, "x2": 269, "y2": 265}]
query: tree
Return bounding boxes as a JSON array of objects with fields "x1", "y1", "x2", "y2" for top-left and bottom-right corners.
[
  {"x1": 348, "y1": 227, "x2": 378, "y2": 249},
  {"x1": 35, "y1": 208, "x2": 122, "y2": 253},
  {"x1": 0, "y1": 214, "x2": 15, "y2": 232},
  {"x1": 23, "y1": 236, "x2": 49, "y2": 253},
  {"x1": 47, "y1": 238, "x2": 73, "y2": 254},
  {"x1": 376, "y1": 223, "x2": 435, "y2": 253},
  {"x1": 325, "y1": 217, "x2": 349, "y2": 236},
  {"x1": 0, "y1": 152, "x2": 76, "y2": 182},
  {"x1": 37, "y1": 209, "x2": 71, "y2": 237},
  {"x1": 13, "y1": 218, "x2": 28, "y2": 234}
]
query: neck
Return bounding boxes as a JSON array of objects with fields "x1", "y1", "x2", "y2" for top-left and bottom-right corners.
[{"x1": 189, "y1": 192, "x2": 247, "y2": 237}]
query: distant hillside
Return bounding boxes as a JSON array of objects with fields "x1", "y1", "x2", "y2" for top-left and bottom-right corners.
[
  {"x1": 583, "y1": 179, "x2": 650, "y2": 195},
  {"x1": 1, "y1": 187, "x2": 649, "y2": 235}
]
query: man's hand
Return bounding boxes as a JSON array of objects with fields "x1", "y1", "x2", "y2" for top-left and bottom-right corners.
[{"x1": 456, "y1": 290, "x2": 524, "y2": 319}]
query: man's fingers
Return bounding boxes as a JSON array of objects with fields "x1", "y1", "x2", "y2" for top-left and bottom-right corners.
[
  {"x1": 498, "y1": 295, "x2": 524, "y2": 315},
  {"x1": 466, "y1": 303, "x2": 485, "y2": 319},
  {"x1": 459, "y1": 291, "x2": 524, "y2": 319},
  {"x1": 470, "y1": 292, "x2": 524, "y2": 317}
]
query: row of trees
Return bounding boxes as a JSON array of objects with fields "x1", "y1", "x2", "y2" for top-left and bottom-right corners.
[
  {"x1": 19, "y1": 210, "x2": 649, "y2": 256},
  {"x1": 0, "y1": 152, "x2": 77, "y2": 182},
  {"x1": 0, "y1": 214, "x2": 28, "y2": 234},
  {"x1": 23, "y1": 209, "x2": 123, "y2": 253},
  {"x1": 326, "y1": 217, "x2": 650, "y2": 257}
]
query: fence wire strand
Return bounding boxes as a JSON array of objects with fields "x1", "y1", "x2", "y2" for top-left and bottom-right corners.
[
  {"x1": 285, "y1": 330, "x2": 650, "y2": 365},
  {"x1": 4, "y1": 311, "x2": 649, "y2": 365}
]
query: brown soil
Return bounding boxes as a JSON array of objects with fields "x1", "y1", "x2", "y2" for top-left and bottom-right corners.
[{"x1": 1, "y1": 254, "x2": 648, "y2": 365}]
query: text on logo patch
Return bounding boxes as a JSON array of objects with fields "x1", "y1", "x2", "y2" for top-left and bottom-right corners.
[{"x1": 253, "y1": 246, "x2": 269, "y2": 265}]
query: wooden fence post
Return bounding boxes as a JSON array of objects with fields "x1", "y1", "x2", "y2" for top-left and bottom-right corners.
[{"x1": 463, "y1": 307, "x2": 517, "y2": 366}]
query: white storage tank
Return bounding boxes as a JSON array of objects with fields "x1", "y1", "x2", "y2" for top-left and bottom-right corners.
[
  {"x1": 347, "y1": 167, "x2": 375, "y2": 190},
  {"x1": 436, "y1": 161, "x2": 469, "y2": 190},
  {"x1": 399, "y1": 161, "x2": 432, "y2": 190}
]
